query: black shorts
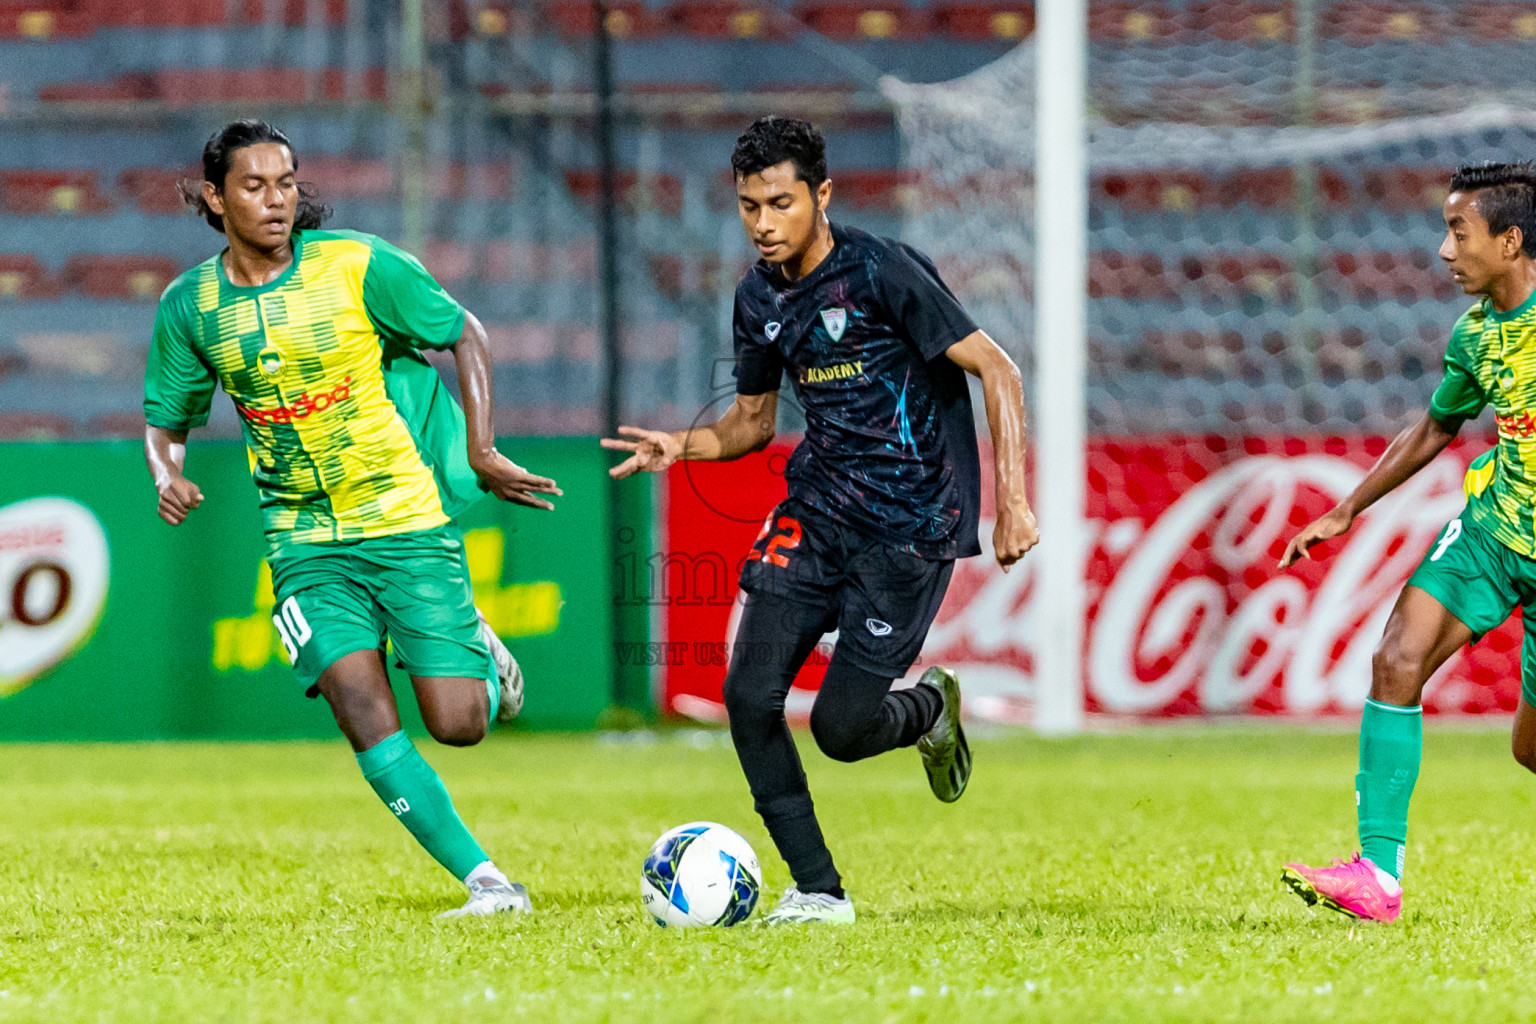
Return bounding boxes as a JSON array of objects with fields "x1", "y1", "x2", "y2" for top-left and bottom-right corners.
[{"x1": 737, "y1": 499, "x2": 954, "y2": 677}]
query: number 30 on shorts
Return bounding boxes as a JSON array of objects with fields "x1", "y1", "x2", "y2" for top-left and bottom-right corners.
[
  {"x1": 271, "y1": 596, "x2": 313, "y2": 662},
  {"x1": 1429, "y1": 519, "x2": 1463, "y2": 563}
]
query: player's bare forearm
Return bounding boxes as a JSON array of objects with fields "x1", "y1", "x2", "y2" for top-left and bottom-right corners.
[
  {"x1": 451, "y1": 310, "x2": 563, "y2": 509},
  {"x1": 453, "y1": 310, "x2": 497, "y2": 463},
  {"x1": 946, "y1": 330, "x2": 1039, "y2": 569},
  {"x1": 144, "y1": 424, "x2": 203, "y2": 525},
  {"x1": 1337, "y1": 411, "x2": 1461, "y2": 520},
  {"x1": 603, "y1": 393, "x2": 777, "y2": 478},
  {"x1": 1279, "y1": 410, "x2": 1460, "y2": 567},
  {"x1": 684, "y1": 394, "x2": 778, "y2": 460}
]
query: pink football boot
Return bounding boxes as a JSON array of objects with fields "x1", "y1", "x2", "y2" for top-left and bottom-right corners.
[{"x1": 1282, "y1": 853, "x2": 1402, "y2": 923}]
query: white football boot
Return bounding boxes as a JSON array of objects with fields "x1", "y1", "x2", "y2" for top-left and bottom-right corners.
[
  {"x1": 438, "y1": 877, "x2": 533, "y2": 919},
  {"x1": 761, "y1": 888, "x2": 856, "y2": 926},
  {"x1": 477, "y1": 610, "x2": 523, "y2": 722}
]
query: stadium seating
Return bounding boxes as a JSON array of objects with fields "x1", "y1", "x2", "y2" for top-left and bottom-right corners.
[
  {"x1": 0, "y1": 255, "x2": 61, "y2": 300},
  {"x1": 0, "y1": 171, "x2": 113, "y2": 216},
  {"x1": 60, "y1": 255, "x2": 180, "y2": 301}
]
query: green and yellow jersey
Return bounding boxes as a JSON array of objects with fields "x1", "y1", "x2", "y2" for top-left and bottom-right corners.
[
  {"x1": 144, "y1": 228, "x2": 485, "y2": 552},
  {"x1": 1432, "y1": 290, "x2": 1536, "y2": 557}
]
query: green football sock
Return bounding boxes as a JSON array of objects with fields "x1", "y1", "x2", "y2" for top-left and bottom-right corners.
[
  {"x1": 1356, "y1": 698, "x2": 1422, "y2": 880},
  {"x1": 355, "y1": 730, "x2": 489, "y2": 882},
  {"x1": 484, "y1": 673, "x2": 500, "y2": 725}
]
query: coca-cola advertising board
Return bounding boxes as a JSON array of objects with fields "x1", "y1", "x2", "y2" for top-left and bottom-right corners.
[{"x1": 659, "y1": 436, "x2": 1521, "y2": 722}]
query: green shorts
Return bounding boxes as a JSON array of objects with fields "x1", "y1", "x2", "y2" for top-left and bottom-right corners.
[
  {"x1": 266, "y1": 524, "x2": 493, "y2": 697},
  {"x1": 1406, "y1": 512, "x2": 1536, "y2": 707}
]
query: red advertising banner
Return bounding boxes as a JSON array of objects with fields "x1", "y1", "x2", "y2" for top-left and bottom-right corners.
[{"x1": 660, "y1": 435, "x2": 1521, "y2": 723}]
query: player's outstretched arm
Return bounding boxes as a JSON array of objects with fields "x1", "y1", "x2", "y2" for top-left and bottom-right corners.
[
  {"x1": 144, "y1": 425, "x2": 203, "y2": 526},
  {"x1": 452, "y1": 310, "x2": 563, "y2": 510},
  {"x1": 602, "y1": 392, "x2": 778, "y2": 479},
  {"x1": 945, "y1": 330, "x2": 1039, "y2": 571},
  {"x1": 1279, "y1": 410, "x2": 1462, "y2": 568}
]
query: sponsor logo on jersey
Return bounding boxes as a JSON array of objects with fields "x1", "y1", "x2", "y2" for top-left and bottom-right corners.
[
  {"x1": 239, "y1": 376, "x2": 354, "y2": 427},
  {"x1": 0, "y1": 497, "x2": 110, "y2": 698},
  {"x1": 1496, "y1": 409, "x2": 1536, "y2": 439},
  {"x1": 765, "y1": 321, "x2": 782, "y2": 341},
  {"x1": 257, "y1": 345, "x2": 287, "y2": 383},
  {"x1": 865, "y1": 618, "x2": 893, "y2": 637},
  {"x1": 800, "y1": 360, "x2": 863, "y2": 385},
  {"x1": 820, "y1": 308, "x2": 847, "y2": 342}
]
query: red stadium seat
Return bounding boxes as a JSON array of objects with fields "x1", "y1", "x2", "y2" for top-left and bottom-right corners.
[
  {"x1": 157, "y1": 68, "x2": 309, "y2": 108},
  {"x1": 79, "y1": 0, "x2": 228, "y2": 28},
  {"x1": 668, "y1": 1, "x2": 785, "y2": 39},
  {"x1": 0, "y1": 3, "x2": 93, "y2": 38},
  {"x1": 61, "y1": 254, "x2": 181, "y2": 300},
  {"x1": 544, "y1": 0, "x2": 661, "y2": 39},
  {"x1": 1322, "y1": 1, "x2": 1453, "y2": 43},
  {"x1": 296, "y1": 157, "x2": 393, "y2": 199},
  {"x1": 423, "y1": 242, "x2": 477, "y2": 284},
  {"x1": 0, "y1": 254, "x2": 60, "y2": 300},
  {"x1": 119, "y1": 166, "x2": 199, "y2": 215},
  {"x1": 930, "y1": 2, "x2": 1033, "y2": 41},
  {"x1": 37, "y1": 72, "x2": 158, "y2": 103},
  {"x1": 1087, "y1": 1, "x2": 1186, "y2": 42},
  {"x1": 320, "y1": 67, "x2": 388, "y2": 102},
  {"x1": 792, "y1": 0, "x2": 922, "y2": 40},
  {"x1": 84, "y1": 413, "x2": 146, "y2": 439},
  {"x1": 1187, "y1": 1, "x2": 1289, "y2": 42},
  {"x1": 832, "y1": 168, "x2": 915, "y2": 209},
  {"x1": 235, "y1": 0, "x2": 348, "y2": 25},
  {"x1": 1460, "y1": 3, "x2": 1536, "y2": 41},
  {"x1": 0, "y1": 413, "x2": 73, "y2": 440},
  {"x1": 0, "y1": 170, "x2": 113, "y2": 215},
  {"x1": 563, "y1": 169, "x2": 682, "y2": 216}
]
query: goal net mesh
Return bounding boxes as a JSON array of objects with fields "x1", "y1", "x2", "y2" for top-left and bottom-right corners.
[{"x1": 883, "y1": 17, "x2": 1536, "y2": 718}]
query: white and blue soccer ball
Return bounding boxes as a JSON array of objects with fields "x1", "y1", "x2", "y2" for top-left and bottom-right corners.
[{"x1": 641, "y1": 821, "x2": 762, "y2": 928}]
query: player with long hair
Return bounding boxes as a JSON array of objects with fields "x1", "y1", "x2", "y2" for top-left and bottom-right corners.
[
  {"x1": 603, "y1": 116, "x2": 1038, "y2": 924},
  {"x1": 145, "y1": 119, "x2": 560, "y2": 917},
  {"x1": 1281, "y1": 161, "x2": 1536, "y2": 922}
]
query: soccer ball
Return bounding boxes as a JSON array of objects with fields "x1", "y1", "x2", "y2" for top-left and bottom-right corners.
[{"x1": 641, "y1": 821, "x2": 762, "y2": 928}]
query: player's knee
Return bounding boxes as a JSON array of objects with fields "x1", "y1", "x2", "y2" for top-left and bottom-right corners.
[
  {"x1": 722, "y1": 667, "x2": 780, "y2": 726},
  {"x1": 1370, "y1": 640, "x2": 1426, "y2": 702},
  {"x1": 808, "y1": 706, "x2": 864, "y2": 763},
  {"x1": 1514, "y1": 735, "x2": 1536, "y2": 774},
  {"x1": 423, "y1": 707, "x2": 486, "y2": 747}
]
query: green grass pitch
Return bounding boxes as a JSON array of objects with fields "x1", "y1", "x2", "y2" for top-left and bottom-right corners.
[{"x1": 6, "y1": 727, "x2": 1536, "y2": 1022}]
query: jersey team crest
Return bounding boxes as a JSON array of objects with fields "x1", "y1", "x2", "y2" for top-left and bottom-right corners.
[{"x1": 820, "y1": 308, "x2": 846, "y2": 342}]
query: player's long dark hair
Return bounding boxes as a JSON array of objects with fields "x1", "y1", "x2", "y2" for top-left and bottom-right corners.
[
  {"x1": 1450, "y1": 161, "x2": 1536, "y2": 257},
  {"x1": 179, "y1": 119, "x2": 332, "y2": 234},
  {"x1": 731, "y1": 116, "x2": 828, "y2": 188}
]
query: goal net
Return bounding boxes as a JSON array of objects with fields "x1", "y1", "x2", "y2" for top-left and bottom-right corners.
[{"x1": 885, "y1": 33, "x2": 1536, "y2": 723}]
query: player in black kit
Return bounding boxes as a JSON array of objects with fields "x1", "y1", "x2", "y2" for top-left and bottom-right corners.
[{"x1": 603, "y1": 116, "x2": 1037, "y2": 924}]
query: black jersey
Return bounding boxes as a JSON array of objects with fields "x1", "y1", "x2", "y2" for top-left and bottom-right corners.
[{"x1": 731, "y1": 223, "x2": 982, "y2": 560}]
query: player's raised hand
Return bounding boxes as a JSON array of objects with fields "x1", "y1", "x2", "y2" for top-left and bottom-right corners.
[
  {"x1": 1279, "y1": 507, "x2": 1354, "y2": 568},
  {"x1": 471, "y1": 449, "x2": 563, "y2": 510},
  {"x1": 156, "y1": 474, "x2": 204, "y2": 526},
  {"x1": 602, "y1": 426, "x2": 684, "y2": 479},
  {"x1": 994, "y1": 502, "x2": 1039, "y2": 572}
]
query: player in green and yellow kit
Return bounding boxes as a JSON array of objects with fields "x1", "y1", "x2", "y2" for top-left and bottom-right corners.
[
  {"x1": 143, "y1": 120, "x2": 561, "y2": 918},
  {"x1": 1279, "y1": 162, "x2": 1536, "y2": 922}
]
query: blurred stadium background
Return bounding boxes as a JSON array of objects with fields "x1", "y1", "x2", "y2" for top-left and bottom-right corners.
[{"x1": 3, "y1": 0, "x2": 1536, "y2": 739}]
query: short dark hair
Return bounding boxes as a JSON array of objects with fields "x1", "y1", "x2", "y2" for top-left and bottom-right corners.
[
  {"x1": 180, "y1": 119, "x2": 331, "y2": 234},
  {"x1": 1449, "y1": 161, "x2": 1536, "y2": 257},
  {"x1": 731, "y1": 116, "x2": 828, "y2": 189}
]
